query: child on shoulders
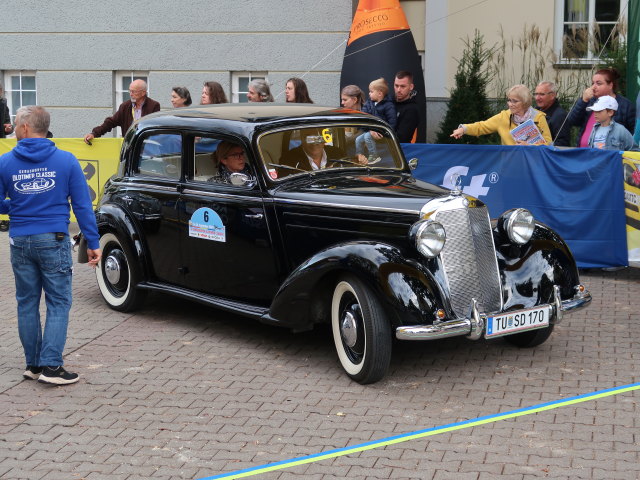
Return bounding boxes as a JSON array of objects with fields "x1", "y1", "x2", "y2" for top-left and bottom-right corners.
[{"x1": 356, "y1": 78, "x2": 397, "y2": 162}]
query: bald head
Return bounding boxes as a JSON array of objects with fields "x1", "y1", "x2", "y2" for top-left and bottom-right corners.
[
  {"x1": 129, "y1": 79, "x2": 148, "y2": 105},
  {"x1": 130, "y1": 79, "x2": 147, "y2": 91}
]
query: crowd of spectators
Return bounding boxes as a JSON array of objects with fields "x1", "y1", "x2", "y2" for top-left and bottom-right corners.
[
  {"x1": 69, "y1": 72, "x2": 421, "y2": 147},
  {"x1": 450, "y1": 67, "x2": 637, "y2": 150},
  {"x1": 1, "y1": 68, "x2": 637, "y2": 151}
]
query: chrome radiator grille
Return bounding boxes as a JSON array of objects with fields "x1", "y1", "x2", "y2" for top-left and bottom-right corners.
[{"x1": 434, "y1": 205, "x2": 502, "y2": 317}]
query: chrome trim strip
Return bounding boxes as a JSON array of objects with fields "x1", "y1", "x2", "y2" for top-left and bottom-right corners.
[
  {"x1": 477, "y1": 206, "x2": 504, "y2": 311},
  {"x1": 138, "y1": 281, "x2": 268, "y2": 317},
  {"x1": 274, "y1": 198, "x2": 420, "y2": 215},
  {"x1": 395, "y1": 286, "x2": 592, "y2": 341},
  {"x1": 111, "y1": 181, "x2": 177, "y2": 193},
  {"x1": 107, "y1": 181, "x2": 271, "y2": 203},
  {"x1": 182, "y1": 189, "x2": 264, "y2": 201},
  {"x1": 112, "y1": 181, "x2": 417, "y2": 213}
]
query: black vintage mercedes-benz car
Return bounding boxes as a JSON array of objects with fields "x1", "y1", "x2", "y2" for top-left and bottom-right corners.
[{"x1": 84, "y1": 104, "x2": 591, "y2": 384}]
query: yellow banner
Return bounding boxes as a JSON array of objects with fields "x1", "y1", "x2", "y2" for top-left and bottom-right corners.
[
  {"x1": 0, "y1": 138, "x2": 122, "y2": 223},
  {"x1": 622, "y1": 151, "x2": 640, "y2": 267}
]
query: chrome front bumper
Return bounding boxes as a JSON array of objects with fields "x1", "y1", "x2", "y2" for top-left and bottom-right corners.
[{"x1": 396, "y1": 285, "x2": 592, "y2": 341}]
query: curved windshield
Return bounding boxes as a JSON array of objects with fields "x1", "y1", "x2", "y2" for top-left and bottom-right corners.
[{"x1": 257, "y1": 124, "x2": 405, "y2": 181}]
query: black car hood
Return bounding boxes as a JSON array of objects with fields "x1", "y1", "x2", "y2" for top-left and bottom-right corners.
[{"x1": 271, "y1": 172, "x2": 454, "y2": 214}]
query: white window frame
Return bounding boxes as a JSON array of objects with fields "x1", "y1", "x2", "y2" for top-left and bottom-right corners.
[
  {"x1": 231, "y1": 72, "x2": 267, "y2": 103},
  {"x1": 115, "y1": 71, "x2": 149, "y2": 105},
  {"x1": 554, "y1": 0, "x2": 626, "y2": 63},
  {"x1": 3, "y1": 70, "x2": 37, "y2": 123}
]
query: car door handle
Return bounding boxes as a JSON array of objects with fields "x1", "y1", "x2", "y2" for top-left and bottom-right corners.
[{"x1": 245, "y1": 213, "x2": 264, "y2": 220}]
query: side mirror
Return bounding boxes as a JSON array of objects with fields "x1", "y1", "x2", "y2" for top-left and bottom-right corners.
[
  {"x1": 165, "y1": 164, "x2": 179, "y2": 176},
  {"x1": 229, "y1": 172, "x2": 254, "y2": 187},
  {"x1": 408, "y1": 158, "x2": 419, "y2": 170}
]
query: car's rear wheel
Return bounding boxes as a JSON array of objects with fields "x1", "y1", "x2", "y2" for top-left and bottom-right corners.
[
  {"x1": 331, "y1": 275, "x2": 392, "y2": 384},
  {"x1": 96, "y1": 232, "x2": 146, "y2": 312},
  {"x1": 504, "y1": 324, "x2": 554, "y2": 347}
]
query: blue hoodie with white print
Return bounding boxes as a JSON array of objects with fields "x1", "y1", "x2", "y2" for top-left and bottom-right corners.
[{"x1": 0, "y1": 137, "x2": 99, "y2": 250}]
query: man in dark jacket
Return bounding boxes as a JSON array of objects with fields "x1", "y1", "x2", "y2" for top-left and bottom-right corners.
[
  {"x1": 534, "y1": 81, "x2": 570, "y2": 147},
  {"x1": 0, "y1": 83, "x2": 14, "y2": 138},
  {"x1": 280, "y1": 128, "x2": 346, "y2": 172},
  {"x1": 84, "y1": 79, "x2": 160, "y2": 144},
  {"x1": 393, "y1": 71, "x2": 420, "y2": 143}
]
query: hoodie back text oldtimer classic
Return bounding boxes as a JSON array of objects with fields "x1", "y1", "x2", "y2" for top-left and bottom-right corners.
[{"x1": 0, "y1": 138, "x2": 99, "y2": 249}]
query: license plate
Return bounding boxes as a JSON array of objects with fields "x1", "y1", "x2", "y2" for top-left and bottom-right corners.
[{"x1": 486, "y1": 305, "x2": 550, "y2": 338}]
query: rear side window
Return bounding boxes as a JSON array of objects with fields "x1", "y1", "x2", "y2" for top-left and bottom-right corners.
[
  {"x1": 191, "y1": 136, "x2": 255, "y2": 188},
  {"x1": 134, "y1": 133, "x2": 182, "y2": 179}
]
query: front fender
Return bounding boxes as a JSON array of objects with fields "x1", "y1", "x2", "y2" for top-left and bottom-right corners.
[
  {"x1": 96, "y1": 203, "x2": 148, "y2": 280},
  {"x1": 267, "y1": 241, "x2": 444, "y2": 329},
  {"x1": 496, "y1": 222, "x2": 581, "y2": 310}
]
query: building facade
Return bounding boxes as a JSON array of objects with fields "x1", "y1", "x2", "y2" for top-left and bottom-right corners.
[
  {"x1": 0, "y1": 0, "x2": 351, "y2": 137},
  {"x1": 0, "y1": 0, "x2": 627, "y2": 141}
]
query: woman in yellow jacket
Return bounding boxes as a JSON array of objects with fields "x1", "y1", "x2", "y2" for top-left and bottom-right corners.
[{"x1": 450, "y1": 84, "x2": 552, "y2": 145}]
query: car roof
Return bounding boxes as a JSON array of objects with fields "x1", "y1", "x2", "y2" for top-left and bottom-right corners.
[
  {"x1": 173, "y1": 103, "x2": 351, "y2": 122},
  {"x1": 134, "y1": 103, "x2": 383, "y2": 131}
]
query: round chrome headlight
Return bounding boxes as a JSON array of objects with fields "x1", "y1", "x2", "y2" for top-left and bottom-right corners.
[
  {"x1": 414, "y1": 220, "x2": 446, "y2": 258},
  {"x1": 504, "y1": 208, "x2": 535, "y2": 244}
]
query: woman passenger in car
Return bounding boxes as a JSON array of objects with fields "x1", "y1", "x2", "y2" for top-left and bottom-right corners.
[{"x1": 209, "y1": 141, "x2": 254, "y2": 184}]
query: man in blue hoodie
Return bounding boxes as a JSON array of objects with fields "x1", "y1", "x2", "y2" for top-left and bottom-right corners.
[{"x1": 0, "y1": 106, "x2": 101, "y2": 385}]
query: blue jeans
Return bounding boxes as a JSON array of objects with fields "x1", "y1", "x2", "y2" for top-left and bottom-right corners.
[
  {"x1": 10, "y1": 233, "x2": 73, "y2": 367},
  {"x1": 355, "y1": 131, "x2": 377, "y2": 157}
]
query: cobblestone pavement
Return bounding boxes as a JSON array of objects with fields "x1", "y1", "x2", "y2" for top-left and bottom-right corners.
[{"x1": 0, "y1": 229, "x2": 638, "y2": 480}]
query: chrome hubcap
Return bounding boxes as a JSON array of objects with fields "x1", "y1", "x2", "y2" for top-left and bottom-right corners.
[
  {"x1": 340, "y1": 311, "x2": 358, "y2": 348},
  {"x1": 104, "y1": 255, "x2": 121, "y2": 284}
]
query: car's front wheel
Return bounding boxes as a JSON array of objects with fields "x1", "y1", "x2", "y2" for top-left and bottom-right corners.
[
  {"x1": 96, "y1": 232, "x2": 146, "y2": 312},
  {"x1": 331, "y1": 275, "x2": 392, "y2": 384}
]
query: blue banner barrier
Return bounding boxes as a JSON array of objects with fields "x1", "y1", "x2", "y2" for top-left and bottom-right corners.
[{"x1": 401, "y1": 143, "x2": 627, "y2": 269}]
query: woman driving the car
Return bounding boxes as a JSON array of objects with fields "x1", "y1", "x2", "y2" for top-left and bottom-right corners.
[{"x1": 209, "y1": 141, "x2": 254, "y2": 184}]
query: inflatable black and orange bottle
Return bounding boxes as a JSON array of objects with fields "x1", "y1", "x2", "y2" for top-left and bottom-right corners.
[{"x1": 340, "y1": 0, "x2": 426, "y2": 142}]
